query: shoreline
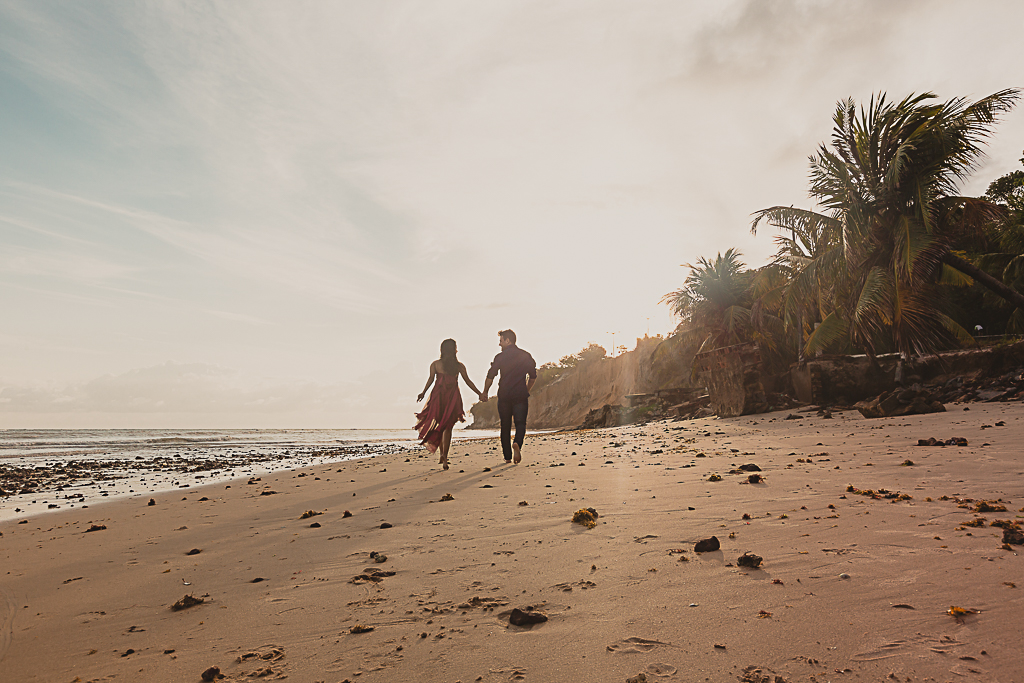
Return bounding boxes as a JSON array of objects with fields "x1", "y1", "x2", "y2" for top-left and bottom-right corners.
[
  {"x1": 2, "y1": 404, "x2": 1022, "y2": 682},
  {"x1": 0, "y1": 430, "x2": 500, "y2": 523}
]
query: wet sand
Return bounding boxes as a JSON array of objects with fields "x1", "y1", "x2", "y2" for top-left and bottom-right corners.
[{"x1": 1, "y1": 403, "x2": 1022, "y2": 683}]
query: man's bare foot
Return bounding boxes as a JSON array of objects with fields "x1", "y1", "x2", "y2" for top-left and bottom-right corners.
[{"x1": 512, "y1": 442, "x2": 521, "y2": 464}]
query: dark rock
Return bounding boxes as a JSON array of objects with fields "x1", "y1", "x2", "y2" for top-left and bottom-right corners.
[
  {"x1": 747, "y1": 473, "x2": 763, "y2": 484},
  {"x1": 738, "y1": 464, "x2": 761, "y2": 472},
  {"x1": 856, "y1": 388, "x2": 945, "y2": 418},
  {"x1": 694, "y1": 536, "x2": 720, "y2": 553},
  {"x1": 509, "y1": 608, "x2": 548, "y2": 626},
  {"x1": 187, "y1": 548, "x2": 202, "y2": 555},
  {"x1": 250, "y1": 577, "x2": 266, "y2": 583},
  {"x1": 148, "y1": 499, "x2": 156, "y2": 506},
  {"x1": 85, "y1": 524, "x2": 106, "y2": 532},
  {"x1": 737, "y1": 552, "x2": 763, "y2": 568},
  {"x1": 201, "y1": 666, "x2": 221, "y2": 681},
  {"x1": 1004, "y1": 527, "x2": 1024, "y2": 545},
  {"x1": 380, "y1": 522, "x2": 393, "y2": 529},
  {"x1": 309, "y1": 522, "x2": 321, "y2": 528},
  {"x1": 342, "y1": 510, "x2": 352, "y2": 518}
]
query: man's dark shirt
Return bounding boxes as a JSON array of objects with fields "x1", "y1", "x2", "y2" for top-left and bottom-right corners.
[{"x1": 487, "y1": 344, "x2": 537, "y2": 402}]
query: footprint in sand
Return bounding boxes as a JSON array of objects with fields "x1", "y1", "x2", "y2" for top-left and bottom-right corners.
[
  {"x1": 646, "y1": 663, "x2": 677, "y2": 676},
  {"x1": 606, "y1": 637, "x2": 674, "y2": 653}
]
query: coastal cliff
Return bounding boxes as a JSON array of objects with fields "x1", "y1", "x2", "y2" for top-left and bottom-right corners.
[{"x1": 468, "y1": 335, "x2": 696, "y2": 429}]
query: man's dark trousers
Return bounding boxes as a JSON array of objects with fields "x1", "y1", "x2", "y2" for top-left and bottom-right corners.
[{"x1": 498, "y1": 397, "x2": 529, "y2": 461}]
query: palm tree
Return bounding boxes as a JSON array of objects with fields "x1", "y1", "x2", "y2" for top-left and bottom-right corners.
[
  {"x1": 753, "y1": 89, "x2": 1021, "y2": 358},
  {"x1": 660, "y1": 249, "x2": 754, "y2": 353}
]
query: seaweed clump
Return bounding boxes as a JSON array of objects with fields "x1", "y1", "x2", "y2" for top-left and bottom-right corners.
[
  {"x1": 846, "y1": 485, "x2": 912, "y2": 501},
  {"x1": 171, "y1": 594, "x2": 204, "y2": 611},
  {"x1": 572, "y1": 508, "x2": 599, "y2": 529},
  {"x1": 300, "y1": 510, "x2": 323, "y2": 519}
]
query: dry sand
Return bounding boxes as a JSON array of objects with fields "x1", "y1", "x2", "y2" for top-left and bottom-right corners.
[{"x1": 2, "y1": 403, "x2": 1022, "y2": 683}]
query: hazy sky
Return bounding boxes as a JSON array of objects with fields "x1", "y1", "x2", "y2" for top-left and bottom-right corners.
[{"x1": 2, "y1": 1, "x2": 1024, "y2": 429}]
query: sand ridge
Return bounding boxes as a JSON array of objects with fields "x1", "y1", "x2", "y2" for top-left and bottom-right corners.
[{"x1": 1, "y1": 403, "x2": 1022, "y2": 682}]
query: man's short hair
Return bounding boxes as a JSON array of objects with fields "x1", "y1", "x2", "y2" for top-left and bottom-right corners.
[{"x1": 498, "y1": 329, "x2": 516, "y2": 344}]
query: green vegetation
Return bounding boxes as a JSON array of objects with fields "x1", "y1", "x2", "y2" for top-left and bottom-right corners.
[{"x1": 666, "y1": 89, "x2": 1024, "y2": 361}]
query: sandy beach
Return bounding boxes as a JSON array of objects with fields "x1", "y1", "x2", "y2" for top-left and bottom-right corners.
[{"x1": 2, "y1": 404, "x2": 1022, "y2": 683}]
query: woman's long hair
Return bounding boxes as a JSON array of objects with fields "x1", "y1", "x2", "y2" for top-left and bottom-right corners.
[{"x1": 439, "y1": 339, "x2": 459, "y2": 375}]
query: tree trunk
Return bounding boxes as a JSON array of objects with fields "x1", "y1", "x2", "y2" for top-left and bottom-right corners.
[{"x1": 941, "y1": 251, "x2": 1024, "y2": 311}]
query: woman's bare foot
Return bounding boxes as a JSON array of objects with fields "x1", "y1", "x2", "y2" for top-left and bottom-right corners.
[
  {"x1": 440, "y1": 455, "x2": 450, "y2": 470},
  {"x1": 512, "y1": 442, "x2": 521, "y2": 464}
]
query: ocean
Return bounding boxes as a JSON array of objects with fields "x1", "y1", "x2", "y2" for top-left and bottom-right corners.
[{"x1": 0, "y1": 427, "x2": 499, "y2": 522}]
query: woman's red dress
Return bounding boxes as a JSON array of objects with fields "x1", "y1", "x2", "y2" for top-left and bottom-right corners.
[{"x1": 415, "y1": 372, "x2": 464, "y2": 453}]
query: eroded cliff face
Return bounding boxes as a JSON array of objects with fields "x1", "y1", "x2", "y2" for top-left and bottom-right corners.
[{"x1": 469, "y1": 335, "x2": 695, "y2": 429}]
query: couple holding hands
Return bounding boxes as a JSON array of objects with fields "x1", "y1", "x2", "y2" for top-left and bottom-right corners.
[{"x1": 415, "y1": 329, "x2": 536, "y2": 470}]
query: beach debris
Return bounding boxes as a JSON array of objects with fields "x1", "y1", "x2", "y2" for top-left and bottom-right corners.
[
  {"x1": 259, "y1": 490, "x2": 278, "y2": 496},
  {"x1": 625, "y1": 673, "x2": 647, "y2": 683},
  {"x1": 757, "y1": 610, "x2": 772, "y2": 619},
  {"x1": 84, "y1": 524, "x2": 106, "y2": 533},
  {"x1": 694, "y1": 536, "x2": 720, "y2": 553},
  {"x1": 846, "y1": 485, "x2": 912, "y2": 501},
  {"x1": 309, "y1": 522, "x2": 321, "y2": 528},
  {"x1": 947, "y1": 606, "x2": 980, "y2": 621},
  {"x1": 572, "y1": 508, "x2": 599, "y2": 529},
  {"x1": 509, "y1": 608, "x2": 548, "y2": 626},
  {"x1": 200, "y1": 666, "x2": 222, "y2": 681},
  {"x1": 839, "y1": 573, "x2": 851, "y2": 580},
  {"x1": 458, "y1": 596, "x2": 510, "y2": 608},
  {"x1": 350, "y1": 570, "x2": 394, "y2": 584},
  {"x1": 250, "y1": 578, "x2": 266, "y2": 583},
  {"x1": 785, "y1": 414, "x2": 802, "y2": 420},
  {"x1": 707, "y1": 473, "x2": 722, "y2": 482},
  {"x1": 342, "y1": 510, "x2": 352, "y2": 518},
  {"x1": 350, "y1": 624, "x2": 374, "y2": 633},
  {"x1": 747, "y1": 473, "x2": 763, "y2": 484},
  {"x1": 855, "y1": 388, "x2": 944, "y2": 418},
  {"x1": 171, "y1": 594, "x2": 204, "y2": 611},
  {"x1": 737, "y1": 552, "x2": 763, "y2": 569},
  {"x1": 738, "y1": 463, "x2": 761, "y2": 471},
  {"x1": 182, "y1": 579, "x2": 191, "y2": 586},
  {"x1": 771, "y1": 579, "x2": 783, "y2": 585},
  {"x1": 714, "y1": 643, "x2": 726, "y2": 649},
  {"x1": 891, "y1": 603, "x2": 915, "y2": 609},
  {"x1": 370, "y1": 551, "x2": 387, "y2": 563},
  {"x1": 148, "y1": 499, "x2": 156, "y2": 506},
  {"x1": 440, "y1": 493, "x2": 455, "y2": 502},
  {"x1": 739, "y1": 665, "x2": 790, "y2": 683},
  {"x1": 917, "y1": 437, "x2": 968, "y2": 446},
  {"x1": 299, "y1": 510, "x2": 323, "y2": 519},
  {"x1": 187, "y1": 548, "x2": 202, "y2": 555},
  {"x1": 518, "y1": 500, "x2": 528, "y2": 506},
  {"x1": 973, "y1": 500, "x2": 1008, "y2": 512},
  {"x1": 379, "y1": 522, "x2": 393, "y2": 529}
]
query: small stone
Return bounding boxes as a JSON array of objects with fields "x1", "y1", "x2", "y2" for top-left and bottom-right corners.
[
  {"x1": 839, "y1": 573, "x2": 851, "y2": 580},
  {"x1": 736, "y1": 552, "x2": 763, "y2": 568},
  {"x1": 380, "y1": 522, "x2": 393, "y2": 529},
  {"x1": 309, "y1": 522, "x2": 321, "y2": 528},
  {"x1": 187, "y1": 548, "x2": 202, "y2": 556},
  {"x1": 694, "y1": 536, "x2": 720, "y2": 553},
  {"x1": 148, "y1": 499, "x2": 156, "y2": 506},
  {"x1": 201, "y1": 666, "x2": 221, "y2": 682},
  {"x1": 343, "y1": 510, "x2": 352, "y2": 518},
  {"x1": 509, "y1": 608, "x2": 548, "y2": 626}
]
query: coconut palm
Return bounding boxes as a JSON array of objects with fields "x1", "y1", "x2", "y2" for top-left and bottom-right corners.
[
  {"x1": 753, "y1": 89, "x2": 1021, "y2": 357},
  {"x1": 660, "y1": 249, "x2": 754, "y2": 353}
]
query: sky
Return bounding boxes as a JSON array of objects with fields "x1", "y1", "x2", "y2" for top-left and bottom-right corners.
[{"x1": 2, "y1": 0, "x2": 1024, "y2": 429}]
